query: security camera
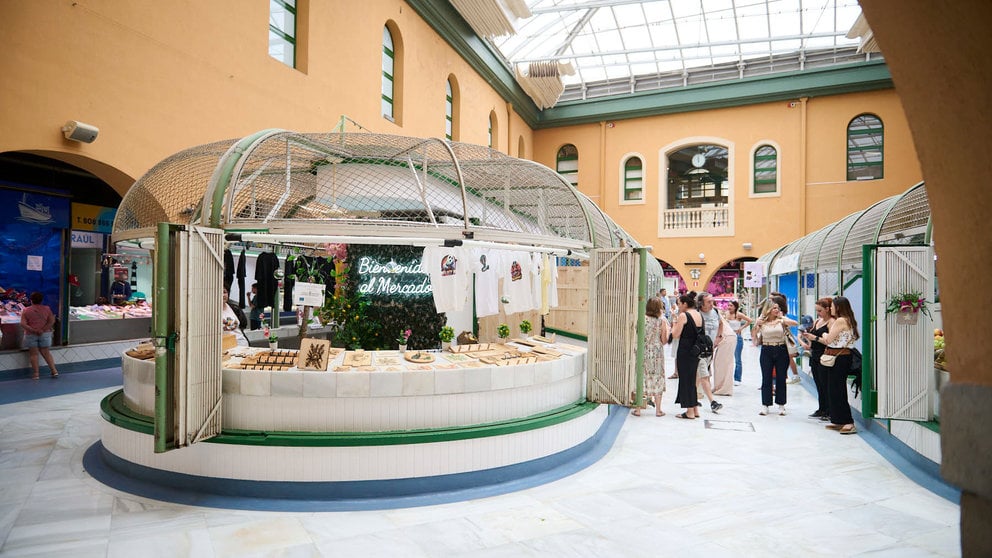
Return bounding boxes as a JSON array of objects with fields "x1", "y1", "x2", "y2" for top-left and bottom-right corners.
[{"x1": 62, "y1": 120, "x2": 99, "y2": 143}]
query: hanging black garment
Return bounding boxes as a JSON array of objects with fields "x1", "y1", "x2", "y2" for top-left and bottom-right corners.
[
  {"x1": 254, "y1": 252, "x2": 280, "y2": 309},
  {"x1": 130, "y1": 262, "x2": 137, "y2": 287},
  {"x1": 224, "y1": 249, "x2": 235, "y2": 291},
  {"x1": 237, "y1": 249, "x2": 247, "y2": 308}
]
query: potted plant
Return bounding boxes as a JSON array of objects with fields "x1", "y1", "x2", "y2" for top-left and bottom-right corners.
[
  {"x1": 439, "y1": 325, "x2": 455, "y2": 350},
  {"x1": 264, "y1": 327, "x2": 278, "y2": 349},
  {"x1": 496, "y1": 323, "x2": 510, "y2": 342},
  {"x1": 519, "y1": 319, "x2": 532, "y2": 337},
  {"x1": 396, "y1": 327, "x2": 412, "y2": 351},
  {"x1": 886, "y1": 290, "x2": 932, "y2": 325}
]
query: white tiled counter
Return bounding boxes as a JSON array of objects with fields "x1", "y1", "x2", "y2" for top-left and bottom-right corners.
[{"x1": 121, "y1": 345, "x2": 587, "y2": 432}]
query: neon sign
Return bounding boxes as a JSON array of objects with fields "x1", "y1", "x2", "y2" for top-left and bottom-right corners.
[{"x1": 356, "y1": 256, "x2": 432, "y2": 297}]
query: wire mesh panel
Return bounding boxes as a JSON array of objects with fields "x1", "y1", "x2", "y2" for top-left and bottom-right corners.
[
  {"x1": 220, "y1": 132, "x2": 596, "y2": 248},
  {"x1": 799, "y1": 224, "x2": 836, "y2": 271},
  {"x1": 816, "y1": 211, "x2": 863, "y2": 275},
  {"x1": 878, "y1": 182, "x2": 930, "y2": 244},
  {"x1": 586, "y1": 248, "x2": 639, "y2": 405},
  {"x1": 874, "y1": 246, "x2": 934, "y2": 420},
  {"x1": 840, "y1": 196, "x2": 897, "y2": 271},
  {"x1": 113, "y1": 139, "x2": 238, "y2": 238}
]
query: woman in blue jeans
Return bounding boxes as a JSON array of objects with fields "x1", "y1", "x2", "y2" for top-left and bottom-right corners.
[
  {"x1": 726, "y1": 300, "x2": 752, "y2": 383},
  {"x1": 753, "y1": 302, "x2": 798, "y2": 416}
]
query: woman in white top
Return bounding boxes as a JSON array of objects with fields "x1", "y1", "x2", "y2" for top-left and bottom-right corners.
[
  {"x1": 222, "y1": 287, "x2": 249, "y2": 347},
  {"x1": 753, "y1": 302, "x2": 798, "y2": 416},
  {"x1": 803, "y1": 295, "x2": 859, "y2": 434},
  {"x1": 725, "y1": 300, "x2": 752, "y2": 384}
]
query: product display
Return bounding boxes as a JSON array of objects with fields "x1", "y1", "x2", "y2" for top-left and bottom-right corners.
[{"x1": 70, "y1": 301, "x2": 152, "y2": 320}]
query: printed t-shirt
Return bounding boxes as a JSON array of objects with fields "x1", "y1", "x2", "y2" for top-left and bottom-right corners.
[
  {"x1": 502, "y1": 251, "x2": 534, "y2": 314},
  {"x1": 421, "y1": 246, "x2": 470, "y2": 313},
  {"x1": 472, "y1": 248, "x2": 502, "y2": 317}
]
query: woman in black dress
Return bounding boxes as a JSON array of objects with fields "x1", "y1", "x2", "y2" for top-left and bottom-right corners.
[
  {"x1": 672, "y1": 291, "x2": 703, "y2": 419},
  {"x1": 799, "y1": 297, "x2": 833, "y2": 419}
]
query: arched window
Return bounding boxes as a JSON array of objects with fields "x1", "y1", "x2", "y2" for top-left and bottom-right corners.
[
  {"x1": 444, "y1": 77, "x2": 459, "y2": 141},
  {"x1": 488, "y1": 112, "x2": 497, "y2": 148},
  {"x1": 847, "y1": 113, "x2": 884, "y2": 180},
  {"x1": 381, "y1": 25, "x2": 398, "y2": 121},
  {"x1": 269, "y1": 0, "x2": 297, "y2": 67},
  {"x1": 623, "y1": 156, "x2": 643, "y2": 201},
  {"x1": 556, "y1": 144, "x2": 579, "y2": 187},
  {"x1": 753, "y1": 144, "x2": 778, "y2": 194}
]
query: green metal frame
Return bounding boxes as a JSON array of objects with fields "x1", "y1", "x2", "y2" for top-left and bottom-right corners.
[{"x1": 103, "y1": 389, "x2": 599, "y2": 447}]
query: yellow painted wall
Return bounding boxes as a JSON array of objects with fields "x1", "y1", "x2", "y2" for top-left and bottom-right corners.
[
  {"x1": 532, "y1": 89, "x2": 922, "y2": 286},
  {"x1": 0, "y1": 0, "x2": 529, "y2": 194},
  {"x1": 2, "y1": 2, "x2": 922, "y2": 291}
]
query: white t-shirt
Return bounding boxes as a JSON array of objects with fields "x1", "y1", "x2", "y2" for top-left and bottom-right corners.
[
  {"x1": 421, "y1": 246, "x2": 470, "y2": 313},
  {"x1": 530, "y1": 253, "x2": 543, "y2": 312},
  {"x1": 472, "y1": 248, "x2": 502, "y2": 318},
  {"x1": 502, "y1": 251, "x2": 534, "y2": 314}
]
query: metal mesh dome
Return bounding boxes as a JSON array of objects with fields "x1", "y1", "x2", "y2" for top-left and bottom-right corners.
[
  {"x1": 878, "y1": 182, "x2": 930, "y2": 244},
  {"x1": 816, "y1": 211, "x2": 863, "y2": 273},
  {"x1": 798, "y1": 224, "x2": 836, "y2": 271},
  {"x1": 113, "y1": 130, "x2": 646, "y2": 252},
  {"x1": 840, "y1": 196, "x2": 898, "y2": 271}
]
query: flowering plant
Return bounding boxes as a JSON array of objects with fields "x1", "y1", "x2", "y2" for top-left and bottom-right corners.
[
  {"x1": 496, "y1": 323, "x2": 511, "y2": 339},
  {"x1": 886, "y1": 290, "x2": 932, "y2": 318},
  {"x1": 324, "y1": 243, "x2": 348, "y2": 262},
  {"x1": 438, "y1": 326, "x2": 455, "y2": 343},
  {"x1": 263, "y1": 326, "x2": 278, "y2": 343},
  {"x1": 396, "y1": 327, "x2": 412, "y2": 345},
  {"x1": 519, "y1": 320, "x2": 532, "y2": 334}
]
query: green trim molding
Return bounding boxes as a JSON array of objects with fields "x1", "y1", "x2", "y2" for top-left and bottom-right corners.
[
  {"x1": 406, "y1": 0, "x2": 894, "y2": 130},
  {"x1": 101, "y1": 389, "x2": 599, "y2": 447}
]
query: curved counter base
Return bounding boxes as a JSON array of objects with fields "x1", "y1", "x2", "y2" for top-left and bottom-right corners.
[{"x1": 90, "y1": 394, "x2": 624, "y2": 511}]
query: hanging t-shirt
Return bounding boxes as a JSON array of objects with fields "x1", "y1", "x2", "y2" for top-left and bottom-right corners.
[
  {"x1": 530, "y1": 253, "x2": 543, "y2": 312},
  {"x1": 472, "y1": 248, "x2": 502, "y2": 317},
  {"x1": 548, "y1": 256, "x2": 559, "y2": 309},
  {"x1": 502, "y1": 251, "x2": 534, "y2": 314},
  {"x1": 421, "y1": 245, "x2": 470, "y2": 313},
  {"x1": 540, "y1": 253, "x2": 552, "y2": 315}
]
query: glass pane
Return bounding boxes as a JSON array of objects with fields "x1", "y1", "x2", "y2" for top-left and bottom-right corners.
[{"x1": 268, "y1": 31, "x2": 294, "y2": 66}]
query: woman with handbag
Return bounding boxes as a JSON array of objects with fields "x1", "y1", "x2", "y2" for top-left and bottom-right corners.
[
  {"x1": 672, "y1": 291, "x2": 703, "y2": 419},
  {"x1": 799, "y1": 297, "x2": 833, "y2": 420},
  {"x1": 803, "y1": 296, "x2": 859, "y2": 435},
  {"x1": 753, "y1": 302, "x2": 798, "y2": 416}
]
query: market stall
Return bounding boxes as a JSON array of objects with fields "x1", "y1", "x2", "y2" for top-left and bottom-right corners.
[{"x1": 93, "y1": 129, "x2": 653, "y2": 498}]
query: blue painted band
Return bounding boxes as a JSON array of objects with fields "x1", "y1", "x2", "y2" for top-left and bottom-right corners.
[{"x1": 83, "y1": 405, "x2": 627, "y2": 512}]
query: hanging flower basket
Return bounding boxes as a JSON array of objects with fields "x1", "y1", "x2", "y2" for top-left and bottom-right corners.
[{"x1": 886, "y1": 290, "x2": 931, "y2": 325}]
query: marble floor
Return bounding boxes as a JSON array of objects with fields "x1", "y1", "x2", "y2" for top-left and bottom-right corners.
[{"x1": 0, "y1": 344, "x2": 960, "y2": 557}]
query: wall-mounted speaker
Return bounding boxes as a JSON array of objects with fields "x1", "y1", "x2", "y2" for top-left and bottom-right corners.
[{"x1": 61, "y1": 120, "x2": 99, "y2": 143}]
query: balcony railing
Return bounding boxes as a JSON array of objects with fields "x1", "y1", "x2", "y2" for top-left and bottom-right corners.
[{"x1": 661, "y1": 206, "x2": 732, "y2": 237}]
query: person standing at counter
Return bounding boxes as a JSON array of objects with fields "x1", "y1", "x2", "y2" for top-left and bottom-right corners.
[
  {"x1": 110, "y1": 273, "x2": 131, "y2": 305},
  {"x1": 21, "y1": 291, "x2": 59, "y2": 380}
]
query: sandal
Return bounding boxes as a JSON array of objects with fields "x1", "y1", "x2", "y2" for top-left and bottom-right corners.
[
  {"x1": 656, "y1": 410, "x2": 665, "y2": 417},
  {"x1": 676, "y1": 412, "x2": 694, "y2": 419},
  {"x1": 50, "y1": 372, "x2": 59, "y2": 378},
  {"x1": 839, "y1": 425, "x2": 858, "y2": 435},
  {"x1": 31, "y1": 374, "x2": 39, "y2": 381},
  {"x1": 825, "y1": 424, "x2": 843, "y2": 431},
  {"x1": 631, "y1": 409, "x2": 641, "y2": 416}
]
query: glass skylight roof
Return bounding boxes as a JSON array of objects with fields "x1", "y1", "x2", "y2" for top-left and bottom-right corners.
[{"x1": 490, "y1": 0, "x2": 870, "y2": 102}]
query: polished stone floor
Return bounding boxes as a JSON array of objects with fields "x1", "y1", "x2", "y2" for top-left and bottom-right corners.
[{"x1": 0, "y1": 343, "x2": 960, "y2": 557}]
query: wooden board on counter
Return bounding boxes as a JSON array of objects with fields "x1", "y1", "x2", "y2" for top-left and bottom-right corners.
[
  {"x1": 449, "y1": 343, "x2": 494, "y2": 353},
  {"x1": 342, "y1": 350, "x2": 372, "y2": 367},
  {"x1": 404, "y1": 351, "x2": 436, "y2": 363}
]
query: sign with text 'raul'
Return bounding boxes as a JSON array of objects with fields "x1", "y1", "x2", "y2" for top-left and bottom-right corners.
[{"x1": 356, "y1": 256, "x2": 432, "y2": 297}]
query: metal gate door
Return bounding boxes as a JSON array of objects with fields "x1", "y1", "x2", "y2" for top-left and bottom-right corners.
[
  {"x1": 874, "y1": 245, "x2": 935, "y2": 420},
  {"x1": 154, "y1": 225, "x2": 225, "y2": 451},
  {"x1": 586, "y1": 247, "x2": 641, "y2": 405}
]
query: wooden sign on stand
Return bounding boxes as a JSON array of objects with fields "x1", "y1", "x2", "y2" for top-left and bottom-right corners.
[{"x1": 297, "y1": 338, "x2": 333, "y2": 371}]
